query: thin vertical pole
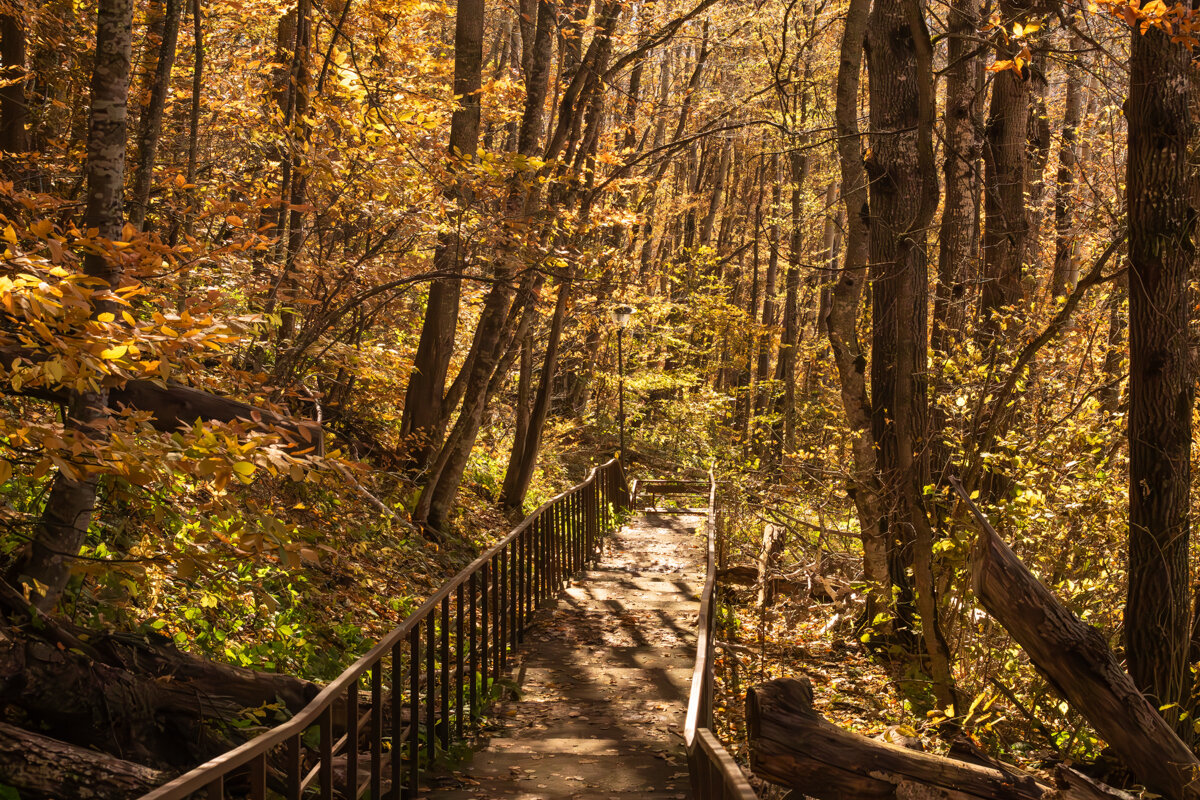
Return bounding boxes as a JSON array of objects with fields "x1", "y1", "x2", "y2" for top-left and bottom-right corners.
[
  {"x1": 319, "y1": 705, "x2": 333, "y2": 800},
  {"x1": 456, "y1": 582, "x2": 465, "y2": 738},
  {"x1": 346, "y1": 681, "x2": 359, "y2": 798},
  {"x1": 426, "y1": 614, "x2": 436, "y2": 764},
  {"x1": 391, "y1": 640, "x2": 404, "y2": 796},
  {"x1": 371, "y1": 663, "x2": 382, "y2": 800},
  {"x1": 409, "y1": 629, "x2": 420, "y2": 795},
  {"x1": 480, "y1": 562, "x2": 490, "y2": 688},
  {"x1": 617, "y1": 326, "x2": 626, "y2": 466},
  {"x1": 469, "y1": 572, "x2": 478, "y2": 719},
  {"x1": 440, "y1": 597, "x2": 450, "y2": 753}
]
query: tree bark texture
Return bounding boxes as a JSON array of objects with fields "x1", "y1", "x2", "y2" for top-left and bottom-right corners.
[
  {"x1": 829, "y1": 0, "x2": 887, "y2": 623},
  {"x1": 979, "y1": 0, "x2": 1035, "y2": 337},
  {"x1": 1124, "y1": 16, "x2": 1194, "y2": 736},
  {"x1": 0, "y1": 721, "x2": 168, "y2": 799},
  {"x1": 865, "y1": 0, "x2": 928, "y2": 640},
  {"x1": 0, "y1": 621, "x2": 318, "y2": 770},
  {"x1": 0, "y1": 8, "x2": 28, "y2": 155},
  {"x1": 14, "y1": 0, "x2": 133, "y2": 610},
  {"x1": 129, "y1": 0, "x2": 181, "y2": 229},
  {"x1": 933, "y1": 0, "x2": 981, "y2": 354},
  {"x1": 1050, "y1": 35, "x2": 1086, "y2": 298}
]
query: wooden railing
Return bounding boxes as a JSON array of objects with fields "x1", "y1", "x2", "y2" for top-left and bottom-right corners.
[
  {"x1": 683, "y1": 470, "x2": 758, "y2": 800},
  {"x1": 138, "y1": 458, "x2": 630, "y2": 800},
  {"x1": 629, "y1": 477, "x2": 709, "y2": 508}
]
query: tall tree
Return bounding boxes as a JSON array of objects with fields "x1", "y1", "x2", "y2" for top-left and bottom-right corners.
[
  {"x1": 866, "y1": 0, "x2": 954, "y2": 708},
  {"x1": 129, "y1": 0, "x2": 182, "y2": 229},
  {"x1": 399, "y1": 0, "x2": 486, "y2": 468},
  {"x1": 828, "y1": 0, "x2": 887, "y2": 627},
  {"x1": 10, "y1": 0, "x2": 134, "y2": 609},
  {"x1": 1125, "y1": 12, "x2": 1193, "y2": 736}
]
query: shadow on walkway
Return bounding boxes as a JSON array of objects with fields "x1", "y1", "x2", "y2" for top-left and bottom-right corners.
[{"x1": 430, "y1": 512, "x2": 705, "y2": 799}]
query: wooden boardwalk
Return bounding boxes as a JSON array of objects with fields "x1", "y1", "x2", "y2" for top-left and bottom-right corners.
[{"x1": 433, "y1": 512, "x2": 705, "y2": 799}]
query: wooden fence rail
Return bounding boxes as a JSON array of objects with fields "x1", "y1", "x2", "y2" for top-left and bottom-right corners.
[
  {"x1": 137, "y1": 459, "x2": 630, "y2": 800},
  {"x1": 669, "y1": 471, "x2": 759, "y2": 800}
]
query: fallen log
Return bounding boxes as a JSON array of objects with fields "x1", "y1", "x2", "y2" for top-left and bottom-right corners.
[
  {"x1": 746, "y1": 676, "x2": 1125, "y2": 800},
  {"x1": 0, "y1": 623, "x2": 320, "y2": 770},
  {"x1": 954, "y1": 480, "x2": 1200, "y2": 800},
  {"x1": 0, "y1": 721, "x2": 168, "y2": 799},
  {"x1": 1, "y1": 344, "x2": 323, "y2": 451}
]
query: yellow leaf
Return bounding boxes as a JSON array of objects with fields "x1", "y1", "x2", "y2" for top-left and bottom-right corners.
[
  {"x1": 97, "y1": 312, "x2": 115, "y2": 323},
  {"x1": 2, "y1": 225, "x2": 15, "y2": 244},
  {"x1": 100, "y1": 344, "x2": 127, "y2": 359},
  {"x1": 232, "y1": 461, "x2": 257, "y2": 480}
]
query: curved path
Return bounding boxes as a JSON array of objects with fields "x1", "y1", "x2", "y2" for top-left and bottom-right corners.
[{"x1": 433, "y1": 512, "x2": 704, "y2": 799}]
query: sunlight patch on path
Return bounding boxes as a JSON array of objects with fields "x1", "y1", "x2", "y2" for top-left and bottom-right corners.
[{"x1": 431, "y1": 512, "x2": 705, "y2": 799}]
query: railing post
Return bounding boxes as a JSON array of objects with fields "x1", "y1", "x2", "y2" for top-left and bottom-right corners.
[
  {"x1": 469, "y1": 573, "x2": 478, "y2": 720},
  {"x1": 346, "y1": 680, "x2": 359, "y2": 798},
  {"x1": 498, "y1": 546, "x2": 508, "y2": 672},
  {"x1": 409, "y1": 628, "x2": 420, "y2": 796},
  {"x1": 425, "y1": 614, "x2": 436, "y2": 766},
  {"x1": 391, "y1": 640, "x2": 403, "y2": 795},
  {"x1": 456, "y1": 583, "x2": 465, "y2": 739},
  {"x1": 515, "y1": 528, "x2": 525, "y2": 642}
]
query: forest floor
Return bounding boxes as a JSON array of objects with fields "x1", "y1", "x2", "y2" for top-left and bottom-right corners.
[{"x1": 430, "y1": 511, "x2": 704, "y2": 799}]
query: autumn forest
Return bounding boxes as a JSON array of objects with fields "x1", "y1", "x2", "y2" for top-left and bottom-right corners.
[{"x1": 0, "y1": 0, "x2": 1197, "y2": 793}]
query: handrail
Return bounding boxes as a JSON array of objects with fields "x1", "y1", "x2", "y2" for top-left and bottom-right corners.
[
  {"x1": 138, "y1": 458, "x2": 630, "y2": 799},
  {"x1": 684, "y1": 467, "x2": 758, "y2": 800}
]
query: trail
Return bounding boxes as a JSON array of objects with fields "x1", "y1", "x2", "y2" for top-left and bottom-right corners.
[{"x1": 434, "y1": 512, "x2": 704, "y2": 799}]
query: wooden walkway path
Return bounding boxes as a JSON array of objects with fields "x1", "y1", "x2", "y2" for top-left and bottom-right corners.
[{"x1": 434, "y1": 512, "x2": 705, "y2": 799}]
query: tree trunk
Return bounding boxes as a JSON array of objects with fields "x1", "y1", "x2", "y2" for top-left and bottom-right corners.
[
  {"x1": 128, "y1": 0, "x2": 181, "y2": 229},
  {"x1": 699, "y1": 138, "x2": 730, "y2": 248},
  {"x1": 978, "y1": 0, "x2": 1034, "y2": 339},
  {"x1": 1125, "y1": 15, "x2": 1194, "y2": 737},
  {"x1": 0, "y1": 721, "x2": 168, "y2": 800},
  {"x1": 0, "y1": 9, "x2": 29, "y2": 155},
  {"x1": 501, "y1": 274, "x2": 573, "y2": 511},
  {"x1": 757, "y1": 523, "x2": 785, "y2": 609},
  {"x1": 1049, "y1": 35, "x2": 1086, "y2": 298},
  {"x1": 11, "y1": 0, "x2": 133, "y2": 610},
  {"x1": 0, "y1": 621, "x2": 318, "y2": 770},
  {"x1": 399, "y1": 0, "x2": 486, "y2": 468},
  {"x1": 865, "y1": 0, "x2": 923, "y2": 643},
  {"x1": 828, "y1": 0, "x2": 886, "y2": 626},
  {"x1": 932, "y1": 0, "x2": 980, "y2": 354},
  {"x1": 754, "y1": 154, "x2": 781, "y2": 429}
]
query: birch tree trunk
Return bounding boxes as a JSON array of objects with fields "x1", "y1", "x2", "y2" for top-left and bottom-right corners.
[{"x1": 11, "y1": 0, "x2": 133, "y2": 610}]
